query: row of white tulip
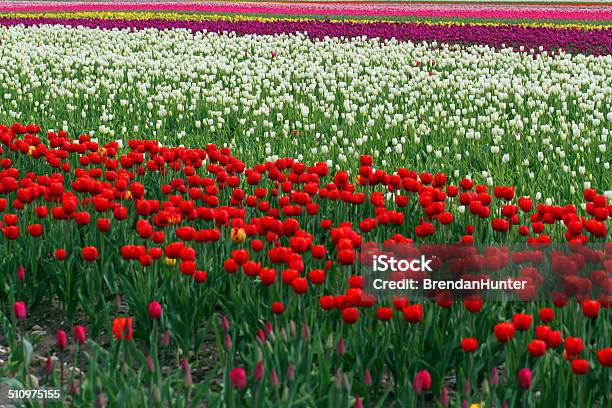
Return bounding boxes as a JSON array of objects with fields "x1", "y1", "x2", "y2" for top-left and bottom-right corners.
[{"x1": 0, "y1": 25, "x2": 609, "y2": 201}]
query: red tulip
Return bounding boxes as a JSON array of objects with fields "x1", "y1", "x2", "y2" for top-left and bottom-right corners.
[
  {"x1": 55, "y1": 249, "x2": 67, "y2": 260},
  {"x1": 564, "y1": 337, "x2": 584, "y2": 355},
  {"x1": 597, "y1": 348, "x2": 612, "y2": 367},
  {"x1": 81, "y1": 246, "x2": 98, "y2": 262},
  {"x1": 539, "y1": 308, "x2": 554, "y2": 323},
  {"x1": 493, "y1": 322, "x2": 515, "y2": 343},
  {"x1": 376, "y1": 307, "x2": 393, "y2": 321},
  {"x1": 292, "y1": 277, "x2": 308, "y2": 294},
  {"x1": 338, "y1": 249, "x2": 355, "y2": 265},
  {"x1": 312, "y1": 245, "x2": 326, "y2": 259},
  {"x1": 535, "y1": 325, "x2": 551, "y2": 342},
  {"x1": 527, "y1": 340, "x2": 547, "y2": 357},
  {"x1": 320, "y1": 295, "x2": 335, "y2": 310},
  {"x1": 74, "y1": 212, "x2": 90, "y2": 226},
  {"x1": 259, "y1": 268, "x2": 276, "y2": 285},
  {"x1": 461, "y1": 337, "x2": 478, "y2": 353},
  {"x1": 27, "y1": 224, "x2": 43, "y2": 237},
  {"x1": 272, "y1": 302, "x2": 284, "y2": 315},
  {"x1": 3, "y1": 226, "x2": 18, "y2": 240},
  {"x1": 97, "y1": 218, "x2": 110, "y2": 232},
  {"x1": 571, "y1": 359, "x2": 589, "y2": 375},
  {"x1": 341, "y1": 307, "x2": 359, "y2": 324},
  {"x1": 112, "y1": 317, "x2": 133, "y2": 341},
  {"x1": 463, "y1": 296, "x2": 483, "y2": 313},
  {"x1": 546, "y1": 330, "x2": 563, "y2": 348},
  {"x1": 512, "y1": 313, "x2": 532, "y2": 331},
  {"x1": 582, "y1": 300, "x2": 599, "y2": 318},
  {"x1": 403, "y1": 304, "x2": 423, "y2": 323},
  {"x1": 308, "y1": 269, "x2": 325, "y2": 285},
  {"x1": 193, "y1": 270, "x2": 207, "y2": 283}
]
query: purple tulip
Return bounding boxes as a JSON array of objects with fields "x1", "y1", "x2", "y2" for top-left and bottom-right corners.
[{"x1": 0, "y1": 18, "x2": 608, "y2": 56}]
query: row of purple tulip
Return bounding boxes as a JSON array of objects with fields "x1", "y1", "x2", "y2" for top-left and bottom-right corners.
[{"x1": 0, "y1": 17, "x2": 610, "y2": 55}]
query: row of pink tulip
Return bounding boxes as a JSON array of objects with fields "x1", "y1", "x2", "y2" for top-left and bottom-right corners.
[{"x1": 1, "y1": 1, "x2": 611, "y2": 20}]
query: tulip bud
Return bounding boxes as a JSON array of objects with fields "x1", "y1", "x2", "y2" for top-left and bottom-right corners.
[
  {"x1": 440, "y1": 385, "x2": 449, "y2": 407},
  {"x1": 146, "y1": 355, "x2": 155, "y2": 373},
  {"x1": 462, "y1": 379, "x2": 471, "y2": 397},
  {"x1": 73, "y1": 325, "x2": 87, "y2": 344},
  {"x1": 489, "y1": 367, "x2": 499, "y2": 386},
  {"x1": 224, "y1": 334, "x2": 232, "y2": 350},
  {"x1": 257, "y1": 328, "x2": 266, "y2": 343},
  {"x1": 71, "y1": 379, "x2": 79, "y2": 395},
  {"x1": 13, "y1": 301, "x2": 26, "y2": 320},
  {"x1": 17, "y1": 265, "x2": 25, "y2": 282},
  {"x1": 56, "y1": 330, "x2": 67, "y2": 350},
  {"x1": 482, "y1": 379, "x2": 490, "y2": 396},
  {"x1": 265, "y1": 320, "x2": 273, "y2": 336},
  {"x1": 334, "y1": 369, "x2": 344, "y2": 390},
  {"x1": 286, "y1": 363, "x2": 295, "y2": 381},
  {"x1": 181, "y1": 358, "x2": 192, "y2": 388},
  {"x1": 95, "y1": 393, "x2": 107, "y2": 408},
  {"x1": 220, "y1": 315, "x2": 230, "y2": 332},
  {"x1": 336, "y1": 338, "x2": 345, "y2": 356},
  {"x1": 43, "y1": 356, "x2": 53, "y2": 376},
  {"x1": 253, "y1": 361, "x2": 264, "y2": 381},
  {"x1": 161, "y1": 330, "x2": 170, "y2": 347},
  {"x1": 114, "y1": 294, "x2": 122, "y2": 309},
  {"x1": 354, "y1": 395, "x2": 363, "y2": 408},
  {"x1": 270, "y1": 368, "x2": 280, "y2": 389},
  {"x1": 28, "y1": 374, "x2": 39, "y2": 388},
  {"x1": 290, "y1": 320, "x2": 297, "y2": 338},
  {"x1": 301, "y1": 323, "x2": 311, "y2": 342},
  {"x1": 152, "y1": 385, "x2": 161, "y2": 403},
  {"x1": 363, "y1": 369, "x2": 372, "y2": 387}
]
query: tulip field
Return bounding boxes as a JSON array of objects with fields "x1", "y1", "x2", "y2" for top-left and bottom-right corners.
[{"x1": 0, "y1": 1, "x2": 610, "y2": 407}]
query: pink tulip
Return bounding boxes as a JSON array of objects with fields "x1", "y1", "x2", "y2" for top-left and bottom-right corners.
[
  {"x1": 413, "y1": 370, "x2": 432, "y2": 393},
  {"x1": 13, "y1": 301, "x2": 26, "y2": 320},
  {"x1": 517, "y1": 367, "x2": 532, "y2": 389},
  {"x1": 229, "y1": 367, "x2": 247, "y2": 389},
  {"x1": 73, "y1": 325, "x2": 86, "y2": 344}
]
